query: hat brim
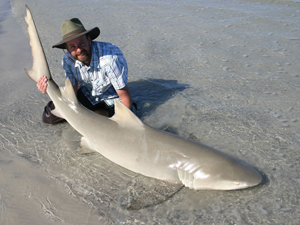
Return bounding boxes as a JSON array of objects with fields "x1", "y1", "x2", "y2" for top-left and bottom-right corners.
[{"x1": 52, "y1": 27, "x2": 100, "y2": 49}]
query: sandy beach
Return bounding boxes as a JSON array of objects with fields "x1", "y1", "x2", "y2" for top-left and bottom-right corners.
[{"x1": 1, "y1": 0, "x2": 300, "y2": 224}]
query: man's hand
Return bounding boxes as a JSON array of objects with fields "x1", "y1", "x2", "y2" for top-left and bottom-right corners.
[{"x1": 37, "y1": 76, "x2": 48, "y2": 93}]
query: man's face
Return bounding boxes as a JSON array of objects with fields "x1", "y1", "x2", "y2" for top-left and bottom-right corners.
[{"x1": 66, "y1": 35, "x2": 92, "y2": 66}]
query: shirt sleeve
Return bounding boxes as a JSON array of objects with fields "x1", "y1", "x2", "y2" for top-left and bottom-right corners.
[
  {"x1": 62, "y1": 54, "x2": 77, "y2": 85},
  {"x1": 107, "y1": 52, "x2": 128, "y2": 90}
]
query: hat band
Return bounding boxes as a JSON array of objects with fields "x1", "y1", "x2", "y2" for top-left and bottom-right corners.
[{"x1": 63, "y1": 28, "x2": 87, "y2": 40}]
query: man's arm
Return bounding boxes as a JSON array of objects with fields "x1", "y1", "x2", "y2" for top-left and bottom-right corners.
[{"x1": 115, "y1": 85, "x2": 132, "y2": 109}]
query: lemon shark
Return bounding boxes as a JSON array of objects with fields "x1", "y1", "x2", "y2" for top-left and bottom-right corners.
[{"x1": 24, "y1": 5, "x2": 262, "y2": 190}]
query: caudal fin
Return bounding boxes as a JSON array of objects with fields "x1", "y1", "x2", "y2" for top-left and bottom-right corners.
[{"x1": 24, "y1": 5, "x2": 52, "y2": 82}]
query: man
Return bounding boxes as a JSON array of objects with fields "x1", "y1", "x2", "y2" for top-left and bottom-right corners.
[{"x1": 37, "y1": 18, "x2": 133, "y2": 124}]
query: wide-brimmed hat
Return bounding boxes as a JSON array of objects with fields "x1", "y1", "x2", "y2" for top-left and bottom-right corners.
[{"x1": 52, "y1": 18, "x2": 100, "y2": 49}]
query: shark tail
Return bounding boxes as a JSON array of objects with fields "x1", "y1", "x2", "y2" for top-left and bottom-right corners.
[
  {"x1": 24, "y1": 68, "x2": 38, "y2": 82},
  {"x1": 24, "y1": 5, "x2": 52, "y2": 83}
]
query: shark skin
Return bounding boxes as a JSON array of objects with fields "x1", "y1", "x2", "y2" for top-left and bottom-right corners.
[{"x1": 24, "y1": 5, "x2": 262, "y2": 190}]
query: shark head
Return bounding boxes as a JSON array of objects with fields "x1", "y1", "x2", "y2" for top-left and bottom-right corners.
[{"x1": 191, "y1": 159, "x2": 262, "y2": 190}]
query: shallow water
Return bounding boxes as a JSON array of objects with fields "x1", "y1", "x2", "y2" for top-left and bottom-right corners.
[{"x1": 1, "y1": 0, "x2": 300, "y2": 224}]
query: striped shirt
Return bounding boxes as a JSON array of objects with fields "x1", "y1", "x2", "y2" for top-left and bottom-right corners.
[{"x1": 62, "y1": 41, "x2": 128, "y2": 106}]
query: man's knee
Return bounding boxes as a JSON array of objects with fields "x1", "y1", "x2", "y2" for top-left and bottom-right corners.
[{"x1": 42, "y1": 101, "x2": 66, "y2": 124}]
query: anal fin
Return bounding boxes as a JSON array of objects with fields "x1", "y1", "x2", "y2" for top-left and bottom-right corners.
[{"x1": 80, "y1": 137, "x2": 97, "y2": 155}]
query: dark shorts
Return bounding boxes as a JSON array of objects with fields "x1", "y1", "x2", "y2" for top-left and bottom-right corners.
[{"x1": 42, "y1": 89, "x2": 115, "y2": 124}]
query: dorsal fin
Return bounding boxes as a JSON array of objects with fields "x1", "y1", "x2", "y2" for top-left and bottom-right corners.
[
  {"x1": 110, "y1": 100, "x2": 144, "y2": 130},
  {"x1": 59, "y1": 78, "x2": 78, "y2": 104}
]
